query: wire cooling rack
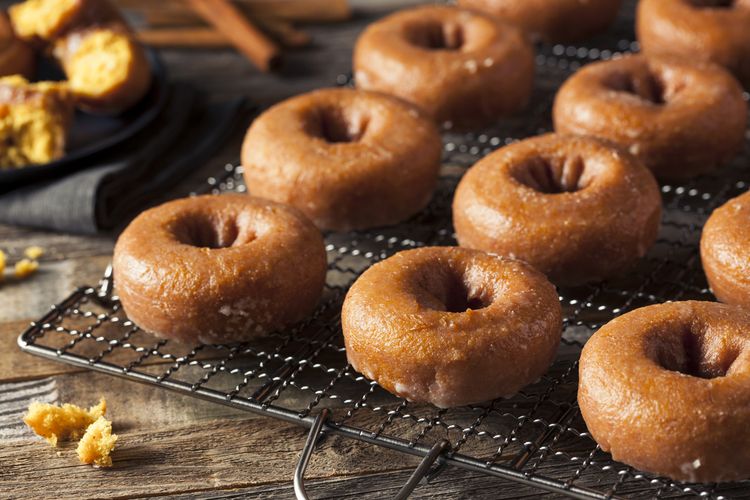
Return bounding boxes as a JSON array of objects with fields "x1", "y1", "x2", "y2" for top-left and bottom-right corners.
[{"x1": 17, "y1": 3, "x2": 750, "y2": 499}]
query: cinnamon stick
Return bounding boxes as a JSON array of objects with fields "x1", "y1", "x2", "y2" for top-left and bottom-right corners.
[
  {"x1": 137, "y1": 28, "x2": 227, "y2": 48},
  {"x1": 119, "y1": 0, "x2": 351, "y2": 26},
  {"x1": 186, "y1": 0, "x2": 281, "y2": 72},
  {"x1": 138, "y1": 19, "x2": 311, "y2": 49},
  {"x1": 254, "y1": 16, "x2": 311, "y2": 48},
  {"x1": 236, "y1": 0, "x2": 351, "y2": 23}
]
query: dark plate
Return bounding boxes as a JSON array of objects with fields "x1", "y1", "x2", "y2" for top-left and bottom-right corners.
[{"x1": 0, "y1": 49, "x2": 168, "y2": 188}]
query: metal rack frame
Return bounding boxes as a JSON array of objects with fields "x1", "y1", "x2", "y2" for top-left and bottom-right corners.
[{"x1": 16, "y1": 4, "x2": 750, "y2": 498}]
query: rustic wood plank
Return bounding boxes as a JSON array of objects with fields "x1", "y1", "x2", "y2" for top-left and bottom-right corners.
[
  {"x1": 0, "y1": 321, "x2": 86, "y2": 382},
  {"x1": 164, "y1": 467, "x2": 566, "y2": 499},
  {"x1": 0, "y1": 255, "x2": 111, "y2": 323},
  {"x1": 0, "y1": 227, "x2": 113, "y2": 262},
  {"x1": 1, "y1": 427, "x2": 417, "y2": 500}
]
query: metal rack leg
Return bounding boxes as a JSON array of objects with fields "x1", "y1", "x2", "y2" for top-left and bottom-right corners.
[{"x1": 294, "y1": 408, "x2": 451, "y2": 500}]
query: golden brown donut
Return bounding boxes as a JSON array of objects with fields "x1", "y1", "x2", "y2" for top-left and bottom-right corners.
[
  {"x1": 0, "y1": 13, "x2": 34, "y2": 78},
  {"x1": 701, "y1": 191, "x2": 750, "y2": 308},
  {"x1": 453, "y1": 133, "x2": 661, "y2": 286},
  {"x1": 457, "y1": 0, "x2": 623, "y2": 43},
  {"x1": 579, "y1": 301, "x2": 750, "y2": 482},
  {"x1": 113, "y1": 194, "x2": 327, "y2": 344},
  {"x1": 241, "y1": 88, "x2": 442, "y2": 231},
  {"x1": 553, "y1": 54, "x2": 747, "y2": 180},
  {"x1": 637, "y1": 0, "x2": 750, "y2": 89},
  {"x1": 353, "y1": 5, "x2": 534, "y2": 129},
  {"x1": 342, "y1": 246, "x2": 562, "y2": 408}
]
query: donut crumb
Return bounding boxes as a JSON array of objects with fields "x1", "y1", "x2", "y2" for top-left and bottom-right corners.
[
  {"x1": 24, "y1": 245, "x2": 44, "y2": 260},
  {"x1": 76, "y1": 416, "x2": 117, "y2": 468},
  {"x1": 14, "y1": 258, "x2": 38, "y2": 278},
  {"x1": 23, "y1": 398, "x2": 107, "y2": 447}
]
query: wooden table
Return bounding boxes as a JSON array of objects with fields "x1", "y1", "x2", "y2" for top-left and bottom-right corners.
[{"x1": 0, "y1": 1, "x2": 570, "y2": 498}]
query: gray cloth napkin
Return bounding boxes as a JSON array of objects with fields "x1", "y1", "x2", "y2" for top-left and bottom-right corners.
[{"x1": 0, "y1": 86, "x2": 246, "y2": 234}]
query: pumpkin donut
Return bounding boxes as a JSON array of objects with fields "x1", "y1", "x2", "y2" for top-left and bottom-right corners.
[
  {"x1": 701, "y1": 191, "x2": 750, "y2": 308},
  {"x1": 579, "y1": 301, "x2": 750, "y2": 482},
  {"x1": 113, "y1": 195, "x2": 327, "y2": 344},
  {"x1": 637, "y1": 0, "x2": 750, "y2": 89},
  {"x1": 241, "y1": 87, "x2": 442, "y2": 231},
  {"x1": 452, "y1": 133, "x2": 661, "y2": 286},
  {"x1": 52, "y1": 26, "x2": 152, "y2": 115},
  {"x1": 342, "y1": 246, "x2": 562, "y2": 408},
  {"x1": 457, "y1": 0, "x2": 623, "y2": 43},
  {"x1": 10, "y1": 0, "x2": 152, "y2": 114},
  {"x1": 553, "y1": 54, "x2": 747, "y2": 180},
  {"x1": 353, "y1": 5, "x2": 534, "y2": 129}
]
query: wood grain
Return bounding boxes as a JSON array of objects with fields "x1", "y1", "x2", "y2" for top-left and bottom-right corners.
[{"x1": 138, "y1": 19, "x2": 311, "y2": 49}]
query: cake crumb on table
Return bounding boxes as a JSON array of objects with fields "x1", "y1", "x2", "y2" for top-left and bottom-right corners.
[
  {"x1": 14, "y1": 258, "x2": 39, "y2": 278},
  {"x1": 77, "y1": 416, "x2": 117, "y2": 468},
  {"x1": 23, "y1": 245, "x2": 44, "y2": 260},
  {"x1": 23, "y1": 398, "x2": 107, "y2": 447}
]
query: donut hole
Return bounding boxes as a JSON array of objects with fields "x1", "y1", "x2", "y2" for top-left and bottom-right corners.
[
  {"x1": 418, "y1": 265, "x2": 495, "y2": 313},
  {"x1": 404, "y1": 20, "x2": 465, "y2": 50},
  {"x1": 606, "y1": 71, "x2": 667, "y2": 105},
  {"x1": 173, "y1": 212, "x2": 255, "y2": 249},
  {"x1": 513, "y1": 156, "x2": 589, "y2": 194},
  {"x1": 650, "y1": 326, "x2": 741, "y2": 379},
  {"x1": 442, "y1": 276, "x2": 492, "y2": 312},
  {"x1": 306, "y1": 105, "x2": 369, "y2": 143}
]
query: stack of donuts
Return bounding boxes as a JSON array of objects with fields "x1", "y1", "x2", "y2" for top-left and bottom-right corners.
[{"x1": 113, "y1": 0, "x2": 750, "y2": 486}]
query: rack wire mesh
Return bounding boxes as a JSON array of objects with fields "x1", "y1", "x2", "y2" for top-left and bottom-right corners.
[{"x1": 16, "y1": 2, "x2": 750, "y2": 498}]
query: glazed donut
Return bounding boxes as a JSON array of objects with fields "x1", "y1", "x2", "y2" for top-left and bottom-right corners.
[
  {"x1": 241, "y1": 88, "x2": 442, "y2": 231},
  {"x1": 553, "y1": 54, "x2": 747, "y2": 180},
  {"x1": 701, "y1": 191, "x2": 750, "y2": 308},
  {"x1": 342, "y1": 246, "x2": 562, "y2": 408},
  {"x1": 637, "y1": 0, "x2": 750, "y2": 89},
  {"x1": 452, "y1": 133, "x2": 661, "y2": 286},
  {"x1": 579, "y1": 301, "x2": 750, "y2": 482},
  {"x1": 353, "y1": 5, "x2": 534, "y2": 129},
  {"x1": 457, "y1": 0, "x2": 623, "y2": 43},
  {"x1": 0, "y1": 13, "x2": 34, "y2": 79},
  {"x1": 113, "y1": 194, "x2": 327, "y2": 344}
]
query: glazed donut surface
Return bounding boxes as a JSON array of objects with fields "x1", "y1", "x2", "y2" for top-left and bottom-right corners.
[
  {"x1": 242, "y1": 87, "x2": 442, "y2": 231},
  {"x1": 458, "y1": 0, "x2": 623, "y2": 43},
  {"x1": 637, "y1": 0, "x2": 750, "y2": 88},
  {"x1": 453, "y1": 133, "x2": 661, "y2": 286},
  {"x1": 579, "y1": 301, "x2": 750, "y2": 482},
  {"x1": 341, "y1": 246, "x2": 562, "y2": 408},
  {"x1": 113, "y1": 194, "x2": 327, "y2": 344},
  {"x1": 553, "y1": 54, "x2": 747, "y2": 180},
  {"x1": 353, "y1": 5, "x2": 534, "y2": 129},
  {"x1": 701, "y1": 191, "x2": 750, "y2": 308}
]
